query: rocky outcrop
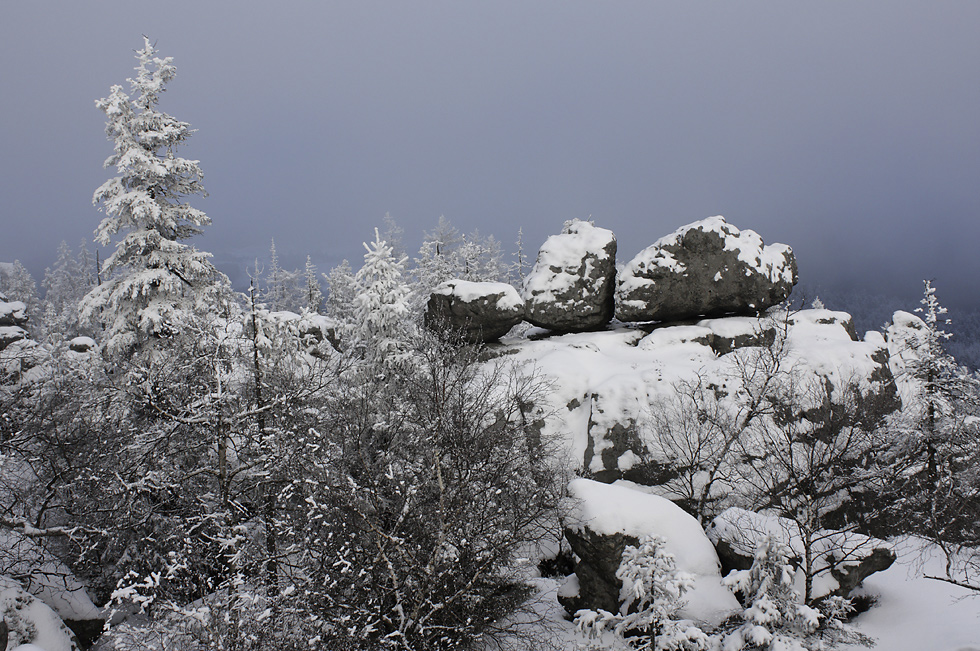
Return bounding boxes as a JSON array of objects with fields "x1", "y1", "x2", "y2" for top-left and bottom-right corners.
[
  {"x1": 503, "y1": 306, "x2": 899, "y2": 483},
  {"x1": 705, "y1": 507, "x2": 895, "y2": 601},
  {"x1": 616, "y1": 216, "x2": 797, "y2": 323},
  {"x1": 0, "y1": 295, "x2": 29, "y2": 352},
  {"x1": 0, "y1": 327, "x2": 27, "y2": 352},
  {"x1": 425, "y1": 280, "x2": 524, "y2": 344},
  {"x1": 560, "y1": 479, "x2": 739, "y2": 625},
  {"x1": 696, "y1": 316, "x2": 778, "y2": 356},
  {"x1": 0, "y1": 296, "x2": 28, "y2": 327},
  {"x1": 523, "y1": 220, "x2": 617, "y2": 332}
]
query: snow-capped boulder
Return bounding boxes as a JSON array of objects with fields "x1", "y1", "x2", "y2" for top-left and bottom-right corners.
[
  {"x1": 296, "y1": 312, "x2": 341, "y2": 352},
  {"x1": 0, "y1": 296, "x2": 30, "y2": 352},
  {"x1": 0, "y1": 296, "x2": 28, "y2": 328},
  {"x1": 560, "y1": 478, "x2": 739, "y2": 625},
  {"x1": 67, "y1": 337, "x2": 96, "y2": 354},
  {"x1": 425, "y1": 280, "x2": 524, "y2": 343},
  {"x1": 523, "y1": 220, "x2": 617, "y2": 332},
  {"x1": 616, "y1": 216, "x2": 797, "y2": 323},
  {"x1": 705, "y1": 507, "x2": 896, "y2": 601},
  {"x1": 0, "y1": 326, "x2": 28, "y2": 352},
  {"x1": 0, "y1": 575, "x2": 79, "y2": 651}
]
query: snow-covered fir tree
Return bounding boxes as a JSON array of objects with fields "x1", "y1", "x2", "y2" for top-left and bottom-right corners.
[
  {"x1": 882, "y1": 281, "x2": 980, "y2": 574},
  {"x1": 323, "y1": 258, "x2": 357, "y2": 326},
  {"x1": 80, "y1": 37, "x2": 228, "y2": 355},
  {"x1": 76, "y1": 238, "x2": 98, "y2": 289},
  {"x1": 510, "y1": 226, "x2": 528, "y2": 285},
  {"x1": 720, "y1": 536, "x2": 834, "y2": 651},
  {"x1": 352, "y1": 229, "x2": 412, "y2": 366},
  {"x1": 303, "y1": 255, "x2": 324, "y2": 313},
  {"x1": 457, "y1": 229, "x2": 505, "y2": 282},
  {"x1": 576, "y1": 534, "x2": 711, "y2": 650},
  {"x1": 41, "y1": 240, "x2": 97, "y2": 339},
  {"x1": 0, "y1": 260, "x2": 40, "y2": 324},
  {"x1": 261, "y1": 238, "x2": 305, "y2": 312},
  {"x1": 382, "y1": 211, "x2": 406, "y2": 261}
]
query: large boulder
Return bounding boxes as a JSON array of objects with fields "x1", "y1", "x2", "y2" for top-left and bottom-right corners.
[
  {"x1": 424, "y1": 280, "x2": 524, "y2": 344},
  {"x1": 705, "y1": 507, "x2": 896, "y2": 601},
  {"x1": 523, "y1": 220, "x2": 617, "y2": 332},
  {"x1": 68, "y1": 337, "x2": 96, "y2": 354},
  {"x1": 0, "y1": 296, "x2": 28, "y2": 328},
  {"x1": 0, "y1": 326, "x2": 28, "y2": 352},
  {"x1": 616, "y1": 216, "x2": 797, "y2": 323},
  {"x1": 559, "y1": 478, "x2": 739, "y2": 625}
]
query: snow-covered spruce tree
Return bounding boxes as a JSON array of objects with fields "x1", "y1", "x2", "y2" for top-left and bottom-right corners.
[
  {"x1": 323, "y1": 258, "x2": 356, "y2": 326},
  {"x1": 261, "y1": 238, "x2": 305, "y2": 313},
  {"x1": 382, "y1": 211, "x2": 406, "y2": 261},
  {"x1": 303, "y1": 255, "x2": 324, "y2": 313},
  {"x1": 352, "y1": 228, "x2": 412, "y2": 367},
  {"x1": 509, "y1": 226, "x2": 528, "y2": 286},
  {"x1": 80, "y1": 37, "x2": 227, "y2": 355},
  {"x1": 41, "y1": 240, "x2": 97, "y2": 340},
  {"x1": 575, "y1": 534, "x2": 710, "y2": 650},
  {"x1": 720, "y1": 536, "x2": 822, "y2": 651},
  {"x1": 882, "y1": 281, "x2": 980, "y2": 587}
]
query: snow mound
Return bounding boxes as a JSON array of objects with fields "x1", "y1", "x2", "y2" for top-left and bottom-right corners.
[
  {"x1": 0, "y1": 529, "x2": 101, "y2": 622},
  {"x1": 0, "y1": 575, "x2": 78, "y2": 651}
]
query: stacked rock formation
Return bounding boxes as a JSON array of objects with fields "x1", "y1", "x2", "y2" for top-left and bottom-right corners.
[{"x1": 422, "y1": 216, "x2": 798, "y2": 341}]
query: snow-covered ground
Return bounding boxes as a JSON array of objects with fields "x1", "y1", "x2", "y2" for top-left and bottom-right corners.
[
  {"x1": 842, "y1": 538, "x2": 980, "y2": 651},
  {"x1": 510, "y1": 537, "x2": 980, "y2": 650}
]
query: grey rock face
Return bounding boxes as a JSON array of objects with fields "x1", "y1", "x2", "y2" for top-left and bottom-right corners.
[
  {"x1": 559, "y1": 526, "x2": 635, "y2": 616},
  {"x1": 424, "y1": 280, "x2": 524, "y2": 344},
  {"x1": 523, "y1": 220, "x2": 617, "y2": 332},
  {"x1": 616, "y1": 216, "x2": 797, "y2": 323}
]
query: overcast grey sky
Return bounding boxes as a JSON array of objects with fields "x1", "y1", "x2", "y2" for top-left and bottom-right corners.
[{"x1": 2, "y1": 2, "x2": 978, "y2": 309}]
